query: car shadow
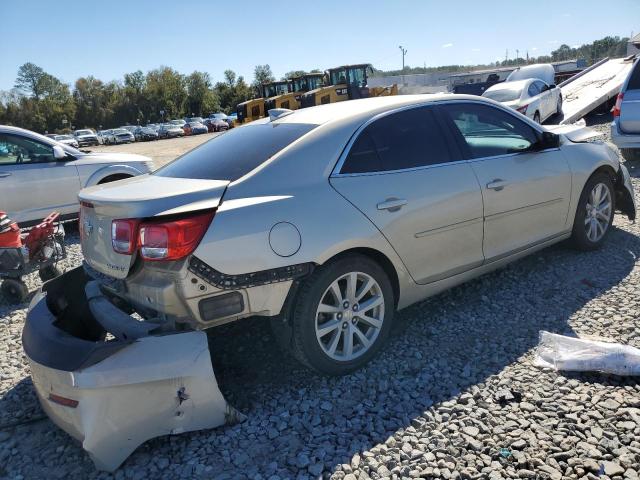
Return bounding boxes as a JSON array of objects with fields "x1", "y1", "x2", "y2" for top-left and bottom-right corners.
[{"x1": 2, "y1": 225, "x2": 638, "y2": 478}]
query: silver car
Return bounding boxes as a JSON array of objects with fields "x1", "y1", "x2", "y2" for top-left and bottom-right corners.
[
  {"x1": 22, "y1": 95, "x2": 636, "y2": 469},
  {"x1": 611, "y1": 55, "x2": 640, "y2": 161},
  {"x1": 0, "y1": 125, "x2": 154, "y2": 225}
]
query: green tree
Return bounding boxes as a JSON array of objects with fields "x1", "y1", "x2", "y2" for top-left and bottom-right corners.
[
  {"x1": 252, "y1": 64, "x2": 275, "y2": 90},
  {"x1": 14, "y1": 62, "x2": 46, "y2": 99},
  {"x1": 186, "y1": 71, "x2": 219, "y2": 117}
]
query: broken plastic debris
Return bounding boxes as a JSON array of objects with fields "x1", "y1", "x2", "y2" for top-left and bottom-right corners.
[
  {"x1": 535, "y1": 331, "x2": 640, "y2": 376},
  {"x1": 29, "y1": 331, "x2": 245, "y2": 472},
  {"x1": 499, "y1": 448, "x2": 512, "y2": 458}
]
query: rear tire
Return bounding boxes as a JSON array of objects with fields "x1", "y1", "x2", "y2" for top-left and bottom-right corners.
[
  {"x1": 570, "y1": 172, "x2": 614, "y2": 251},
  {"x1": 533, "y1": 111, "x2": 541, "y2": 123},
  {"x1": 1, "y1": 279, "x2": 28, "y2": 304},
  {"x1": 621, "y1": 148, "x2": 640, "y2": 162},
  {"x1": 289, "y1": 254, "x2": 395, "y2": 375}
]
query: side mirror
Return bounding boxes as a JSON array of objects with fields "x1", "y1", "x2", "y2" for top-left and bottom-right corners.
[
  {"x1": 53, "y1": 145, "x2": 67, "y2": 160},
  {"x1": 538, "y1": 131, "x2": 560, "y2": 150},
  {"x1": 549, "y1": 84, "x2": 556, "y2": 89}
]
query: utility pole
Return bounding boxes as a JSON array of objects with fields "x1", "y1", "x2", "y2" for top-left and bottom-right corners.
[
  {"x1": 505, "y1": 49, "x2": 508, "y2": 64},
  {"x1": 399, "y1": 45, "x2": 407, "y2": 71},
  {"x1": 516, "y1": 49, "x2": 519, "y2": 65}
]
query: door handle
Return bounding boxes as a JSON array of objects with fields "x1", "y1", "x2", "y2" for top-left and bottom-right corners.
[
  {"x1": 0, "y1": 172, "x2": 11, "y2": 178},
  {"x1": 486, "y1": 179, "x2": 507, "y2": 191},
  {"x1": 377, "y1": 198, "x2": 407, "y2": 212}
]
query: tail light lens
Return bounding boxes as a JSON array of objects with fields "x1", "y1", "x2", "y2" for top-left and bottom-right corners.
[
  {"x1": 516, "y1": 104, "x2": 529, "y2": 114},
  {"x1": 612, "y1": 92, "x2": 623, "y2": 117},
  {"x1": 138, "y1": 211, "x2": 214, "y2": 261},
  {"x1": 112, "y1": 219, "x2": 139, "y2": 254}
]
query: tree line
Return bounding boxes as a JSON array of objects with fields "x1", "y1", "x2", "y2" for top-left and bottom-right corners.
[
  {"x1": 0, "y1": 63, "x2": 286, "y2": 133},
  {"x1": 371, "y1": 35, "x2": 630, "y2": 77}
]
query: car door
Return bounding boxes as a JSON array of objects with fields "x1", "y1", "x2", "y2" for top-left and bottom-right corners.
[
  {"x1": 0, "y1": 133, "x2": 81, "y2": 224},
  {"x1": 330, "y1": 105, "x2": 484, "y2": 285},
  {"x1": 439, "y1": 101, "x2": 571, "y2": 261}
]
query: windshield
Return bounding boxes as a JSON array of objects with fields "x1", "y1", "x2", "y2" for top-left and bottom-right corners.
[
  {"x1": 482, "y1": 88, "x2": 522, "y2": 102},
  {"x1": 57, "y1": 135, "x2": 73, "y2": 140},
  {"x1": 330, "y1": 68, "x2": 347, "y2": 85},
  {"x1": 113, "y1": 129, "x2": 128, "y2": 134},
  {"x1": 211, "y1": 113, "x2": 227, "y2": 119},
  {"x1": 155, "y1": 123, "x2": 316, "y2": 182},
  {"x1": 75, "y1": 129, "x2": 93, "y2": 136},
  {"x1": 347, "y1": 67, "x2": 367, "y2": 87},
  {"x1": 263, "y1": 83, "x2": 289, "y2": 98},
  {"x1": 293, "y1": 76, "x2": 324, "y2": 92}
]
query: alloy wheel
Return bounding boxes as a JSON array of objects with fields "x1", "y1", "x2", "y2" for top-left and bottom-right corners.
[
  {"x1": 584, "y1": 182, "x2": 612, "y2": 242},
  {"x1": 315, "y1": 271, "x2": 385, "y2": 361}
]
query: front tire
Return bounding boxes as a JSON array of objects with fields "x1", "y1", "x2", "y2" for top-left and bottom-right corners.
[
  {"x1": 289, "y1": 254, "x2": 394, "y2": 375},
  {"x1": 571, "y1": 172, "x2": 614, "y2": 251}
]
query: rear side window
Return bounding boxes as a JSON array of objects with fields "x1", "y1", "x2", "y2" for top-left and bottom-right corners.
[
  {"x1": 155, "y1": 123, "x2": 316, "y2": 181},
  {"x1": 627, "y1": 59, "x2": 640, "y2": 90},
  {"x1": 340, "y1": 106, "x2": 458, "y2": 174}
]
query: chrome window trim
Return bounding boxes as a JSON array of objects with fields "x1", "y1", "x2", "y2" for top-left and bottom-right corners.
[{"x1": 330, "y1": 98, "x2": 554, "y2": 178}]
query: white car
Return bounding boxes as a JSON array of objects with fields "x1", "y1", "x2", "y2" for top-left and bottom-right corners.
[
  {"x1": 0, "y1": 125, "x2": 154, "y2": 225},
  {"x1": 107, "y1": 128, "x2": 135, "y2": 144},
  {"x1": 46, "y1": 134, "x2": 80, "y2": 148},
  {"x1": 482, "y1": 78, "x2": 562, "y2": 123}
]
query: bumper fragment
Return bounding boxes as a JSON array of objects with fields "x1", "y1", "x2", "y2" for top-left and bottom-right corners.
[{"x1": 22, "y1": 267, "x2": 243, "y2": 472}]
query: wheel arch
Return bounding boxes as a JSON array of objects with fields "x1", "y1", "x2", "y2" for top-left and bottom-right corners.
[{"x1": 321, "y1": 247, "x2": 400, "y2": 308}]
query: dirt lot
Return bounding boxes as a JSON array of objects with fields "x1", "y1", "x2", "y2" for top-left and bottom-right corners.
[{"x1": 90, "y1": 132, "x2": 221, "y2": 167}]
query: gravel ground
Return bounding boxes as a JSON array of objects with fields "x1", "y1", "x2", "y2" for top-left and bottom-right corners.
[{"x1": 1, "y1": 113, "x2": 640, "y2": 480}]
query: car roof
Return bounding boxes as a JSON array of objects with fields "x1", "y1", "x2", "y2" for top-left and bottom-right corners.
[{"x1": 271, "y1": 94, "x2": 497, "y2": 127}]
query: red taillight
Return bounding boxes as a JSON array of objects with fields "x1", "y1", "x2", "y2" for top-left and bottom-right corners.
[
  {"x1": 138, "y1": 211, "x2": 214, "y2": 261},
  {"x1": 612, "y1": 92, "x2": 623, "y2": 117},
  {"x1": 516, "y1": 104, "x2": 529, "y2": 114},
  {"x1": 48, "y1": 393, "x2": 79, "y2": 408},
  {"x1": 111, "y1": 219, "x2": 139, "y2": 254}
]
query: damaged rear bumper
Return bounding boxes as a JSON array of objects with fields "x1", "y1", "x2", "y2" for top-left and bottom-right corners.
[{"x1": 22, "y1": 267, "x2": 242, "y2": 472}]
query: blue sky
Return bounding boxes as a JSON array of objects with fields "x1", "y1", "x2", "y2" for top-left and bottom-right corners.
[{"x1": 1, "y1": 0, "x2": 638, "y2": 91}]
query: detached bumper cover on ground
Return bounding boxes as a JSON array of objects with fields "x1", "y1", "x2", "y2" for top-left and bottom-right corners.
[{"x1": 22, "y1": 267, "x2": 241, "y2": 472}]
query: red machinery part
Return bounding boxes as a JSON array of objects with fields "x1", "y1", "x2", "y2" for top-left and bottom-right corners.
[
  {"x1": 0, "y1": 211, "x2": 22, "y2": 248},
  {"x1": 24, "y1": 212, "x2": 60, "y2": 259}
]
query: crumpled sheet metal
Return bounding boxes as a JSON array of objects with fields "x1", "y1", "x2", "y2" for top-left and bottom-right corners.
[{"x1": 29, "y1": 331, "x2": 243, "y2": 471}]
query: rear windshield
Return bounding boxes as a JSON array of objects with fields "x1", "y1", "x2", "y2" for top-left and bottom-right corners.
[
  {"x1": 483, "y1": 88, "x2": 522, "y2": 102},
  {"x1": 154, "y1": 123, "x2": 316, "y2": 181}
]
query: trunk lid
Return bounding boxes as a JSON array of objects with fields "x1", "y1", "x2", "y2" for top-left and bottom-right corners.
[{"x1": 79, "y1": 175, "x2": 229, "y2": 279}]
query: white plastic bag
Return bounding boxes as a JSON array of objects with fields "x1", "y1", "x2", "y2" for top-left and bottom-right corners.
[{"x1": 535, "y1": 331, "x2": 640, "y2": 376}]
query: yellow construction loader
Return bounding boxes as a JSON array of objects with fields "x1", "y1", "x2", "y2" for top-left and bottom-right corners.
[
  {"x1": 236, "y1": 81, "x2": 291, "y2": 124},
  {"x1": 300, "y1": 64, "x2": 397, "y2": 108},
  {"x1": 264, "y1": 73, "x2": 325, "y2": 112}
]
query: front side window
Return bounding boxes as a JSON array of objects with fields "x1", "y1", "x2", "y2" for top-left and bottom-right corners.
[
  {"x1": 0, "y1": 134, "x2": 55, "y2": 165},
  {"x1": 442, "y1": 102, "x2": 538, "y2": 158},
  {"x1": 340, "y1": 106, "x2": 458, "y2": 174}
]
